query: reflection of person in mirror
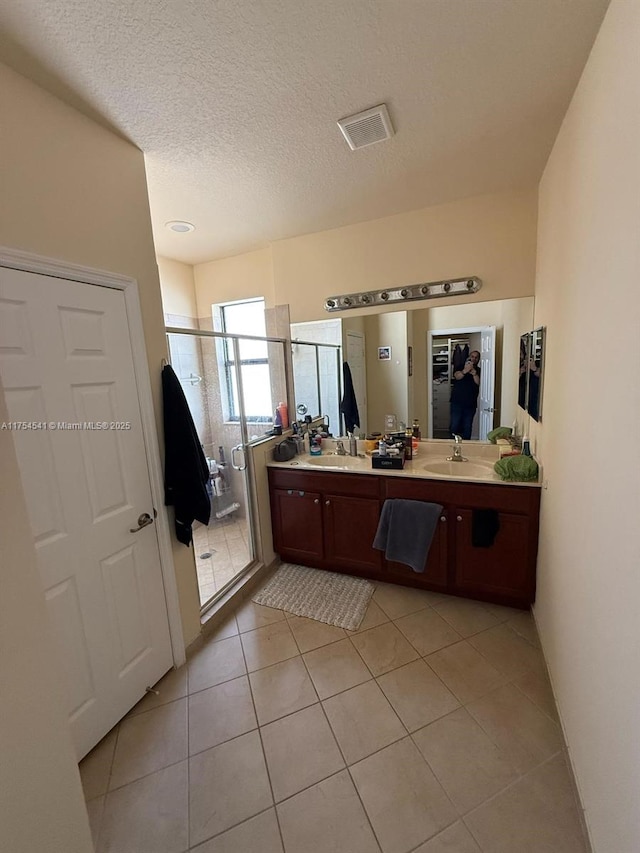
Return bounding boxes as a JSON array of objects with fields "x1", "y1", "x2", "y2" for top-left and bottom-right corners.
[
  {"x1": 450, "y1": 350, "x2": 480, "y2": 440},
  {"x1": 527, "y1": 357, "x2": 541, "y2": 419},
  {"x1": 518, "y1": 339, "x2": 528, "y2": 408}
]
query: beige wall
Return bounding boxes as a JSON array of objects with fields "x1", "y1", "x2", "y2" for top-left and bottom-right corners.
[
  {"x1": 270, "y1": 188, "x2": 538, "y2": 323},
  {"x1": 532, "y1": 2, "x2": 640, "y2": 851},
  {"x1": 0, "y1": 384, "x2": 93, "y2": 851},
  {"x1": 363, "y1": 311, "x2": 409, "y2": 433},
  {"x1": 158, "y1": 256, "x2": 197, "y2": 320},
  {"x1": 0, "y1": 64, "x2": 201, "y2": 649},
  {"x1": 194, "y1": 247, "x2": 275, "y2": 326}
]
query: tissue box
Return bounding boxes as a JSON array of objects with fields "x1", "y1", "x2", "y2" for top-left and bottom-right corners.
[{"x1": 371, "y1": 452, "x2": 405, "y2": 470}]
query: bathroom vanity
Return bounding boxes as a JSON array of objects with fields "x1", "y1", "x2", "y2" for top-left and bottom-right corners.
[{"x1": 267, "y1": 445, "x2": 541, "y2": 609}]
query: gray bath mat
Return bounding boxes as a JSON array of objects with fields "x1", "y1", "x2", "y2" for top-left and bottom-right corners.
[{"x1": 252, "y1": 563, "x2": 374, "y2": 631}]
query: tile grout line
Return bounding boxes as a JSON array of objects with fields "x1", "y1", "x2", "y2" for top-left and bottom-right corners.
[
  {"x1": 296, "y1": 638, "x2": 385, "y2": 853},
  {"x1": 187, "y1": 806, "x2": 279, "y2": 852},
  {"x1": 93, "y1": 721, "x2": 122, "y2": 852},
  {"x1": 239, "y1": 615, "x2": 288, "y2": 853},
  {"x1": 186, "y1": 668, "x2": 191, "y2": 853},
  {"x1": 458, "y1": 748, "x2": 568, "y2": 839}
]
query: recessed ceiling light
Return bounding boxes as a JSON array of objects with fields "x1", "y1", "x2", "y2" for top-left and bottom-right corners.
[{"x1": 166, "y1": 220, "x2": 195, "y2": 233}]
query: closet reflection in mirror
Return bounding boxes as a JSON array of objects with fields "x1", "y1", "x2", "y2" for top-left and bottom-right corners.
[
  {"x1": 292, "y1": 297, "x2": 534, "y2": 440},
  {"x1": 519, "y1": 327, "x2": 545, "y2": 422}
]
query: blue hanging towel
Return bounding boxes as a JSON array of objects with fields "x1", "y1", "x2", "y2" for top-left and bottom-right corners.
[{"x1": 373, "y1": 499, "x2": 443, "y2": 573}]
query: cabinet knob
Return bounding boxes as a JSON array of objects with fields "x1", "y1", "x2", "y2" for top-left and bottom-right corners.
[
  {"x1": 325, "y1": 500, "x2": 331, "y2": 506},
  {"x1": 456, "y1": 515, "x2": 462, "y2": 522},
  {"x1": 440, "y1": 515, "x2": 446, "y2": 522},
  {"x1": 314, "y1": 499, "x2": 319, "y2": 504}
]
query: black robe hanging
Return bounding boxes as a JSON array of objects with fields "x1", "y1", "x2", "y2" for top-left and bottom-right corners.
[
  {"x1": 339, "y1": 361, "x2": 360, "y2": 434},
  {"x1": 162, "y1": 364, "x2": 211, "y2": 545}
]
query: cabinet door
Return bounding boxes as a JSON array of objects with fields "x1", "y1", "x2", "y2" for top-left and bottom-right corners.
[
  {"x1": 272, "y1": 488, "x2": 324, "y2": 563},
  {"x1": 453, "y1": 508, "x2": 533, "y2": 604},
  {"x1": 323, "y1": 494, "x2": 382, "y2": 575},
  {"x1": 385, "y1": 509, "x2": 449, "y2": 590}
]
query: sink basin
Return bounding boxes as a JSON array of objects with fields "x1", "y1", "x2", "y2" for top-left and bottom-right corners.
[
  {"x1": 422, "y1": 459, "x2": 497, "y2": 479},
  {"x1": 305, "y1": 455, "x2": 367, "y2": 469}
]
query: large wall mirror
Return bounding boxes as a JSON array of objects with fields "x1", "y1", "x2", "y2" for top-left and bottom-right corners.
[
  {"x1": 292, "y1": 296, "x2": 536, "y2": 440},
  {"x1": 519, "y1": 326, "x2": 545, "y2": 422}
]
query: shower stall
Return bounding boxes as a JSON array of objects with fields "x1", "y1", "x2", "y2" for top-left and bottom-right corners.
[{"x1": 166, "y1": 326, "x2": 290, "y2": 611}]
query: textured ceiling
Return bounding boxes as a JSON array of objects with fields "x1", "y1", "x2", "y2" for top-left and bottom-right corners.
[{"x1": 1, "y1": 0, "x2": 609, "y2": 264}]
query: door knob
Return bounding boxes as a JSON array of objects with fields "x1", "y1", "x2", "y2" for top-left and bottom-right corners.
[{"x1": 130, "y1": 512, "x2": 154, "y2": 533}]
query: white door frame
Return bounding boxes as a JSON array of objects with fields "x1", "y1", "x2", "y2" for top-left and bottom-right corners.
[{"x1": 0, "y1": 246, "x2": 185, "y2": 667}]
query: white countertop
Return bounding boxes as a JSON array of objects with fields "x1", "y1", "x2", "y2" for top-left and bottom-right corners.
[{"x1": 267, "y1": 439, "x2": 541, "y2": 487}]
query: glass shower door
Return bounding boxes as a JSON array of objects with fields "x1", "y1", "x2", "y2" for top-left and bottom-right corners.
[
  {"x1": 167, "y1": 326, "x2": 289, "y2": 610},
  {"x1": 166, "y1": 331, "x2": 256, "y2": 609}
]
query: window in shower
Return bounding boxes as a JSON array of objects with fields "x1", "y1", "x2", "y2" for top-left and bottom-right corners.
[{"x1": 214, "y1": 298, "x2": 272, "y2": 424}]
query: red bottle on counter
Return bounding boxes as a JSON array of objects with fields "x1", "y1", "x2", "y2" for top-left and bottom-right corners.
[{"x1": 276, "y1": 401, "x2": 289, "y2": 429}]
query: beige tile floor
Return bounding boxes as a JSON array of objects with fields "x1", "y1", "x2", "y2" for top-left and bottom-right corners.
[
  {"x1": 192, "y1": 516, "x2": 251, "y2": 606},
  {"x1": 80, "y1": 580, "x2": 589, "y2": 853}
]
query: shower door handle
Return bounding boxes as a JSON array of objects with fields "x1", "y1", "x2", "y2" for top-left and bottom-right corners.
[{"x1": 231, "y1": 443, "x2": 247, "y2": 471}]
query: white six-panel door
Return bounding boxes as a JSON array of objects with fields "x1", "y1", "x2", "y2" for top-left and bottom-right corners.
[{"x1": 0, "y1": 267, "x2": 173, "y2": 759}]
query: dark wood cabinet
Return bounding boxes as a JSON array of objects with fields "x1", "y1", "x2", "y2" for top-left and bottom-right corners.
[
  {"x1": 453, "y1": 508, "x2": 533, "y2": 603},
  {"x1": 323, "y1": 493, "x2": 382, "y2": 574},
  {"x1": 271, "y1": 487, "x2": 324, "y2": 563},
  {"x1": 269, "y1": 469, "x2": 382, "y2": 574},
  {"x1": 268, "y1": 466, "x2": 540, "y2": 608}
]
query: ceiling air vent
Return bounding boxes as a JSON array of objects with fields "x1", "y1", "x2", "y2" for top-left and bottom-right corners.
[{"x1": 337, "y1": 104, "x2": 394, "y2": 151}]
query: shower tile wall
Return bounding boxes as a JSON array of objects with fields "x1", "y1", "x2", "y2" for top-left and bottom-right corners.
[
  {"x1": 165, "y1": 314, "x2": 210, "y2": 446},
  {"x1": 198, "y1": 336, "x2": 247, "y2": 522}
]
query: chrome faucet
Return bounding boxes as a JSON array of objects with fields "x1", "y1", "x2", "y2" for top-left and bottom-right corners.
[
  {"x1": 448, "y1": 434, "x2": 468, "y2": 462},
  {"x1": 335, "y1": 440, "x2": 347, "y2": 456}
]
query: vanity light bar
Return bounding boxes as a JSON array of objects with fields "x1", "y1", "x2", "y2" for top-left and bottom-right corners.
[{"x1": 324, "y1": 277, "x2": 482, "y2": 312}]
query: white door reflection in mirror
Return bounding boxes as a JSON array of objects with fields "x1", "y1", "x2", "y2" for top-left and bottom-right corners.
[
  {"x1": 479, "y1": 326, "x2": 496, "y2": 439},
  {"x1": 345, "y1": 330, "x2": 367, "y2": 436}
]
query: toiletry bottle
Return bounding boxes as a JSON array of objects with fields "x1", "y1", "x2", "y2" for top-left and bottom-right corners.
[
  {"x1": 378, "y1": 438, "x2": 388, "y2": 456},
  {"x1": 522, "y1": 435, "x2": 531, "y2": 456},
  {"x1": 404, "y1": 428, "x2": 413, "y2": 460},
  {"x1": 310, "y1": 435, "x2": 322, "y2": 456},
  {"x1": 412, "y1": 419, "x2": 421, "y2": 439},
  {"x1": 276, "y1": 402, "x2": 289, "y2": 429}
]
